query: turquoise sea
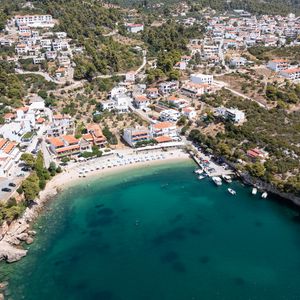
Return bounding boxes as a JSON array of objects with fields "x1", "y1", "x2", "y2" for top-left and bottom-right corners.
[{"x1": 2, "y1": 160, "x2": 300, "y2": 300}]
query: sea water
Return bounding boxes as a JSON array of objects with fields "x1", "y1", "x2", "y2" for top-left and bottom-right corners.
[{"x1": 2, "y1": 160, "x2": 300, "y2": 300}]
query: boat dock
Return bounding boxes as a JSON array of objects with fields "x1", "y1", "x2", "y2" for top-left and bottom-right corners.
[{"x1": 190, "y1": 148, "x2": 235, "y2": 178}]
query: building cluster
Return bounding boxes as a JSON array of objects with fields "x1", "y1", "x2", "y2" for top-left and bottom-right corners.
[
  {"x1": 46, "y1": 122, "x2": 107, "y2": 158},
  {"x1": 188, "y1": 11, "x2": 300, "y2": 69},
  {"x1": 3, "y1": 14, "x2": 82, "y2": 81}
]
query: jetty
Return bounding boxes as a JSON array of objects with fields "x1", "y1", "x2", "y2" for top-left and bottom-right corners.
[{"x1": 189, "y1": 147, "x2": 235, "y2": 178}]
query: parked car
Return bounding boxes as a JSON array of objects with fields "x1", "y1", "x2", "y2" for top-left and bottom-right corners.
[
  {"x1": 2, "y1": 188, "x2": 12, "y2": 192},
  {"x1": 21, "y1": 167, "x2": 30, "y2": 172},
  {"x1": 8, "y1": 183, "x2": 16, "y2": 187}
]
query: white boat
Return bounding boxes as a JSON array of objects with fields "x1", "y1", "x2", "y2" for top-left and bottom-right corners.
[
  {"x1": 252, "y1": 187, "x2": 257, "y2": 195},
  {"x1": 194, "y1": 168, "x2": 203, "y2": 174},
  {"x1": 228, "y1": 188, "x2": 236, "y2": 195},
  {"x1": 198, "y1": 175, "x2": 206, "y2": 180},
  {"x1": 212, "y1": 176, "x2": 222, "y2": 186},
  {"x1": 222, "y1": 174, "x2": 232, "y2": 183},
  {"x1": 261, "y1": 192, "x2": 268, "y2": 199}
]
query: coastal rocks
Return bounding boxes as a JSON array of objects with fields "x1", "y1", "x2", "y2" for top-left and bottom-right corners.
[
  {"x1": 2, "y1": 220, "x2": 30, "y2": 246},
  {"x1": 0, "y1": 241, "x2": 27, "y2": 263},
  {"x1": 28, "y1": 230, "x2": 36, "y2": 236},
  {"x1": 0, "y1": 219, "x2": 36, "y2": 262}
]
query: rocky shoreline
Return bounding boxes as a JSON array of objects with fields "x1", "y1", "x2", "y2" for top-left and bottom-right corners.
[
  {"x1": 0, "y1": 187, "x2": 59, "y2": 263},
  {"x1": 239, "y1": 172, "x2": 300, "y2": 207}
]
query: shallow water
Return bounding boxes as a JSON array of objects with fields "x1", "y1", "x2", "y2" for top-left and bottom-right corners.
[{"x1": 2, "y1": 161, "x2": 300, "y2": 300}]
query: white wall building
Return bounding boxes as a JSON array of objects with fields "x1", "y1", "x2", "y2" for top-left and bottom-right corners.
[
  {"x1": 123, "y1": 127, "x2": 150, "y2": 147},
  {"x1": 15, "y1": 15, "x2": 54, "y2": 28},
  {"x1": 280, "y1": 68, "x2": 300, "y2": 81},
  {"x1": 126, "y1": 23, "x2": 144, "y2": 33},
  {"x1": 150, "y1": 122, "x2": 178, "y2": 139},
  {"x1": 159, "y1": 81, "x2": 179, "y2": 95},
  {"x1": 160, "y1": 109, "x2": 181, "y2": 122},
  {"x1": 267, "y1": 59, "x2": 290, "y2": 72},
  {"x1": 190, "y1": 73, "x2": 214, "y2": 85}
]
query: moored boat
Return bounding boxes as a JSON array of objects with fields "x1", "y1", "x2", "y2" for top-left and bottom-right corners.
[
  {"x1": 198, "y1": 175, "x2": 206, "y2": 180},
  {"x1": 228, "y1": 188, "x2": 236, "y2": 195},
  {"x1": 194, "y1": 168, "x2": 203, "y2": 174},
  {"x1": 222, "y1": 174, "x2": 232, "y2": 183},
  {"x1": 252, "y1": 187, "x2": 257, "y2": 195},
  {"x1": 212, "y1": 176, "x2": 222, "y2": 186},
  {"x1": 261, "y1": 192, "x2": 268, "y2": 199}
]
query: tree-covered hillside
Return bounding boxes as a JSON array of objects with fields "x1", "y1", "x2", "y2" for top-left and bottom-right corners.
[{"x1": 107, "y1": 0, "x2": 300, "y2": 15}]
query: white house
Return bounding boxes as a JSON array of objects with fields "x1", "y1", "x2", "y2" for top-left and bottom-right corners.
[
  {"x1": 182, "y1": 107, "x2": 197, "y2": 120},
  {"x1": 150, "y1": 121, "x2": 178, "y2": 139},
  {"x1": 133, "y1": 95, "x2": 150, "y2": 109},
  {"x1": 166, "y1": 96, "x2": 188, "y2": 108},
  {"x1": 181, "y1": 82, "x2": 211, "y2": 98},
  {"x1": 146, "y1": 88, "x2": 159, "y2": 99},
  {"x1": 0, "y1": 139, "x2": 21, "y2": 178},
  {"x1": 224, "y1": 108, "x2": 245, "y2": 123},
  {"x1": 159, "y1": 81, "x2": 179, "y2": 95},
  {"x1": 48, "y1": 113, "x2": 74, "y2": 137},
  {"x1": 125, "y1": 71, "x2": 136, "y2": 82},
  {"x1": 280, "y1": 68, "x2": 300, "y2": 81},
  {"x1": 190, "y1": 73, "x2": 214, "y2": 85},
  {"x1": 126, "y1": 23, "x2": 144, "y2": 33},
  {"x1": 160, "y1": 109, "x2": 181, "y2": 122},
  {"x1": 267, "y1": 59, "x2": 290, "y2": 72},
  {"x1": 229, "y1": 57, "x2": 248, "y2": 68},
  {"x1": 123, "y1": 127, "x2": 150, "y2": 147}
]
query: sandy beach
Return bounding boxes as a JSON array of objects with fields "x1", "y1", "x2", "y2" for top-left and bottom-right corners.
[{"x1": 27, "y1": 148, "x2": 191, "y2": 221}]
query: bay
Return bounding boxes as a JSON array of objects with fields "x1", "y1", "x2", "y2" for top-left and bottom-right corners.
[{"x1": 2, "y1": 160, "x2": 300, "y2": 300}]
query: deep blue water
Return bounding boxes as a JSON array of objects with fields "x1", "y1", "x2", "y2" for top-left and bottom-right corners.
[{"x1": 2, "y1": 161, "x2": 300, "y2": 300}]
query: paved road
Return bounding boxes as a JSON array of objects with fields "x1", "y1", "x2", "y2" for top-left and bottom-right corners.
[{"x1": 41, "y1": 139, "x2": 52, "y2": 169}]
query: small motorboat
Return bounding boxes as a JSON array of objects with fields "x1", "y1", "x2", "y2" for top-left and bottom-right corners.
[
  {"x1": 228, "y1": 188, "x2": 236, "y2": 195},
  {"x1": 261, "y1": 192, "x2": 268, "y2": 199},
  {"x1": 222, "y1": 174, "x2": 232, "y2": 183},
  {"x1": 252, "y1": 187, "x2": 257, "y2": 195},
  {"x1": 212, "y1": 176, "x2": 222, "y2": 186},
  {"x1": 194, "y1": 168, "x2": 203, "y2": 174},
  {"x1": 198, "y1": 175, "x2": 206, "y2": 180}
]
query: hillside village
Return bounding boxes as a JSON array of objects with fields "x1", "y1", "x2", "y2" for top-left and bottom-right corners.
[{"x1": 0, "y1": 1, "x2": 300, "y2": 209}]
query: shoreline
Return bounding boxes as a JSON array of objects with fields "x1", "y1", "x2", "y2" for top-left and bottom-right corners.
[{"x1": 0, "y1": 149, "x2": 191, "y2": 265}]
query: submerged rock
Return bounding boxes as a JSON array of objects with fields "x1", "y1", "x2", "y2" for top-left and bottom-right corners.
[
  {"x1": 26, "y1": 237, "x2": 34, "y2": 245},
  {"x1": 0, "y1": 281, "x2": 8, "y2": 290}
]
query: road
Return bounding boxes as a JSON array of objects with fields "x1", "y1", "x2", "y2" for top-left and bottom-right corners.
[
  {"x1": 213, "y1": 80, "x2": 267, "y2": 108},
  {"x1": 15, "y1": 68, "x2": 63, "y2": 84}
]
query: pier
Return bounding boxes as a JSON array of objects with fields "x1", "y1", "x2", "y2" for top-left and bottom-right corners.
[{"x1": 189, "y1": 147, "x2": 235, "y2": 177}]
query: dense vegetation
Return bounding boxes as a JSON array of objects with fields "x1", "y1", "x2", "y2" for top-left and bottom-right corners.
[
  {"x1": 0, "y1": 60, "x2": 57, "y2": 122},
  {"x1": 107, "y1": 0, "x2": 300, "y2": 15},
  {"x1": 248, "y1": 46, "x2": 300, "y2": 62},
  {"x1": 20, "y1": 152, "x2": 61, "y2": 202},
  {"x1": 33, "y1": 0, "x2": 143, "y2": 79}
]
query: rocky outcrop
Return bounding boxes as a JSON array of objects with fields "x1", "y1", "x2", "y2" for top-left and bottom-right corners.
[
  {"x1": 0, "y1": 219, "x2": 36, "y2": 263},
  {"x1": 0, "y1": 241, "x2": 27, "y2": 263}
]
